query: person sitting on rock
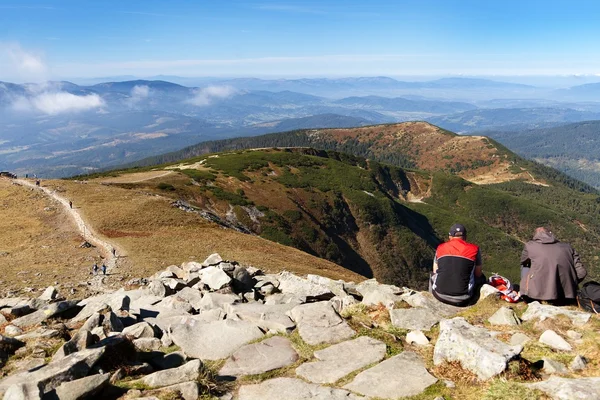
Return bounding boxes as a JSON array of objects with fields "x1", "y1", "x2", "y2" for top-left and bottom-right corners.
[
  {"x1": 430, "y1": 223, "x2": 485, "y2": 306},
  {"x1": 520, "y1": 227, "x2": 586, "y2": 305}
]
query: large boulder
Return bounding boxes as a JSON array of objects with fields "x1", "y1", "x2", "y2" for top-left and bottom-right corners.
[
  {"x1": 137, "y1": 359, "x2": 203, "y2": 388},
  {"x1": 277, "y1": 272, "x2": 334, "y2": 301},
  {"x1": 0, "y1": 348, "x2": 104, "y2": 395},
  {"x1": 11, "y1": 301, "x2": 79, "y2": 328},
  {"x1": 289, "y1": 302, "x2": 354, "y2": 346},
  {"x1": 200, "y1": 266, "x2": 231, "y2": 290},
  {"x1": 401, "y1": 291, "x2": 462, "y2": 317},
  {"x1": 220, "y1": 336, "x2": 299, "y2": 377},
  {"x1": 237, "y1": 377, "x2": 364, "y2": 400},
  {"x1": 52, "y1": 330, "x2": 94, "y2": 361},
  {"x1": 521, "y1": 301, "x2": 591, "y2": 326},
  {"x1": 196, "y1": 293, "x2": 239, "y2": 312},
  {"x1": 539, "y1": 330, "x2": 572, "y2": 351},
  {"x1": 389, "y1": 307, "x2": 441, "y2": 331},
  {"x1": 525, "y1": 376, "x2": 600, "y2": 400},
  {"x1": 488, "y1": 307, "x2": 521, "y2": 326},
  {"x1": 355, "y1": 279, "x2": 403, "y2": 306},
  {"x1": 122, "y1": 322, "x2": 157, "y2": 339},
  {"x1": 433, "y1": 317, "x2": 522, "y2": 380},
  {"x1": 170, "y1": 319, "x2": 263, "y2": 360},
  {"x1": 296, "y1": 336, "x2": 386, "y2": 384},
  {"x1": 343, "y1": 351, "x2": 437, "y2": 398},
  {"x1": 226, "y1": 303, "x2": 296, "y2": 333},
  {"x1": 52, "y1": 373, "x2": 110, "y2": 400}
]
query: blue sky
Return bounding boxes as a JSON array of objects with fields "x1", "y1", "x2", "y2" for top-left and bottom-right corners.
[{"x1": 1, "y1": 0, "x2": 600, "y2": 81}]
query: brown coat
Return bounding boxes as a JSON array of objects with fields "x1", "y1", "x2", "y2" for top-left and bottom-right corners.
[{"x1": 520, "y1": 231, "x2": 587, "y2": 301}]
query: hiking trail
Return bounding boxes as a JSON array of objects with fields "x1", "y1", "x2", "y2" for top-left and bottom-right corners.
[{"x1": 15, "y1": 179, "x2": 120, "y2": 277}]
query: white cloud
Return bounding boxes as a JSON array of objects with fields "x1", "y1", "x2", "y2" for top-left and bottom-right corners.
[
  {"x1": 126, "y1": 84, "x2": 151, "y2": 106},
  {"x1": 188, "y1": 85, "x2": 236, "y2": 106},
  {"x1": 12, "y1": 92, "x2": 105, "y2": 115},
  {"x1": 0, "y1": 42, "x2": 47, "y2": 82}
]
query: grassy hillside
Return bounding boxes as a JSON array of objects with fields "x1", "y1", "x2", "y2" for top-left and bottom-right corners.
[{"x1": 80, "y1": 148, "x2": 600, "y2": 288}]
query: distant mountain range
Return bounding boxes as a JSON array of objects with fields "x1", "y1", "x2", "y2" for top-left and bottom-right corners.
[{"x1": 2, "y1": 76, "x2": 600, "y2": 177}]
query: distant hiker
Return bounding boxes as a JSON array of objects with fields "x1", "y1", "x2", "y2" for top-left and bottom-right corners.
[
  {"x1": 35, "y1": 180, "x2": 40, "y2": 187},
  {"x1": 92, "y1": 263, "x2": 98, "y2": 275},
  {"x1": 520, "y1": 227, "x2": 586, "y2": 305},
  {"x1": 69, "y1": 201, "x2": 73, "y2": 209},
  {"x1": 112, "y1": 247, "x2": 116, "y2": 257},
  {"x1": 25, "y1": 174, "x2": 28, "y2": 179},
  {"x1": 101, "y1": 264, "x2": 107, "y2": 275},
  {"x1": 430, "y1": 223, "x2": 485, "y2": 306}
]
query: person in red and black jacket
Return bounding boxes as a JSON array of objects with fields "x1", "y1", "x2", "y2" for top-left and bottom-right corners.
[{"x1": 430, "y1": 223, "x2": 485, "y2": 306}]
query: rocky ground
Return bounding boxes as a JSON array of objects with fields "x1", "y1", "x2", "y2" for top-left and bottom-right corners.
[{"x1": 0, "y1": 254, "x2": 599, "y2": 400}]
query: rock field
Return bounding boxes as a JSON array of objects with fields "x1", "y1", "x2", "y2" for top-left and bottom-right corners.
[{"x1": 0, "y1": 253, "x2": 598, "y2": 399}]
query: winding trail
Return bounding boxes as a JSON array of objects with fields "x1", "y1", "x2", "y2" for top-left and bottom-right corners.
[{"x1": 15, "y1": 179, "x2": 119, "y2": 273}]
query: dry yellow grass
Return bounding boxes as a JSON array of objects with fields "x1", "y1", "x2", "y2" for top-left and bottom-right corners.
[
  {"x1": 8, "y1": 176, "x2": 363, "y2": 293},
  {"x1": 0, "y1": 178, "x2": 103, "y2": 296}
]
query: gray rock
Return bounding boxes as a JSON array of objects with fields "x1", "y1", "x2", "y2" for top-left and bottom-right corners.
[
  {"x1": 181, "y1": 261, "x2": 203, "y2": 272},
  {"x1": 433, "y1": 317, "x2": 522, "y2": 380},
  {"x1": 329, "y1": 295, "x2": 358, "y2": 314},
  {"x1": 166, "y1": 265, "x2": 188, "y2": 280},
  {"x1": 237, "y1": 377, "x2": 363, "y2": 400},
  {"x1": 226, "y1": 303, "x2": 296, "y2": 333},
  {"x1": 526, "y1": 376, "x2": 600, "y2": 400},
  {"x1": 52, "y1": 330, "x2": 93, "y2": 361},
  {"x1": 0, "y1": 314, "x2": 6, "y2": 326},
  {"x1": 162, "y1": 278, "x2": 186, "y2": 292},
  {"x1": 488, "y1": 307, "x2": 521, "y2": 326},
  {"x1": 138, "y1": 359, "x2": 202, "y2": 388},
  {"x1": 130, "y1": 294, "x2": 163, "y2": 311},
  {"x1": 355, "y1": 279, "x2": 403, "y2": 306},
  {"x1": 306, "y1": 275, "x2": 347, "y2": 297},
  {"x1": 14, "y1": 328, "x2": 60, "y2": 341},
  {"x1": 79, "y1": 313, "x2": 101, "y2": 332},
  {"x1": 343, "y1": 351, "x2": 437, "y2": 398},
  {"x1": 3, "y1": 326, "x2": 23, "y2": 337},
  {"x1": 406, "y1": 330, "x2": 430, "y2": 346},
  {"x1": 543, "y1": 358, "x2": 568, "y2": 374},
  {"x1": 264, "y1": 293, "x2": 304, "y2": 306},
  {"x1": 148, "y1": 281, "x2": 172, "y2": 298},
  {"x1": 38, "y1": 287, "x2": 58, "y2": 301},
  {"x1": 570, "y1": 355, "x2": 587, "y2": 371},
  {"x1": 567, "y1": 330, "x2": 583, "y2": 340},
  {"x1": 296, "y1": 336, "x2": 386, "y2": 384},
  {"x1": 196, "y1": 293, "x2": 239, "y2": 312},
  {"x1": 100, "y1": 310, "x2": 124, "y2": 333},
  {"x1": 2, "y1": 382, "x2": 42, "y2": 399},
  {"x1": 480, "y1": 284, "x2": 500, "y2": 299},
  {"x1": 202, "y1": 253, "x2": 223, "y2": 266},
  {"x1": 510, "y1": 332, "x2": 531, "y2": 346},
  {"x1": 170, "y1": 287, "x2": 203, "y2": 310},
  {"x1": 390, "y1": 307, "x2": 441, "y2": 331},
  {"x1": 7, "y1": 305, "x2": 34, "y2": 318},
  {"x1": 52, "y1": 373, "x2": 110, "y2": 400},
  {"x1": 73, "y1": 293, "x2": 129, "y2": 322},
  {"x1": 11, "y1": 301, "x2": 78, "y2": 328},
  {"x1": 200, "y1": 267, "x2": 232, "y2": 290},
  {"x1": 220, "y1": 336, "x2": 299, "y2": 377},
  {"x1": 11, "y1": 358, "x2": 46, "y2": 374},
  {"x1": 401, "y1": 291, "x2": 462, "y2": 317},
  {"x1": 150, "y1": 381, "x2": 200, "y2": 400},
  {"x1": 521, "y1": 301, "x2": 591, "y2": 326},
  {"x1": 0, "y1": 298, "x2": 28, "y2": 310},
  {"x1": 289, "y1": 302, "x2": 354, "y2": 346},
  {"x1": 0, "y1": 347, "x2": 104, "y2": 394},
  {"x1": 539, "y1": 330, "x2": 572, "y2": 351},
  {"x1": 171, "y1": 319, "x2": 263, "y2": 360},
  {"x1": 122, "y1": 322, "x2": 156, "y2": 339},
  {"x1": 133, "y1": 338, "x2": 162, "y2": 352},
  {"x1": 155, "y1": 296, "x2": 193, "y2": 314},
  {"x1": 232, "y1": 266, "x2": 255, "y2": 293},
  {"x1": 0, "y1": 335, "x2": 25, "y2": 356},
  {"x1": 277, "y1": 272, "x2": 334, "y2": 301}
]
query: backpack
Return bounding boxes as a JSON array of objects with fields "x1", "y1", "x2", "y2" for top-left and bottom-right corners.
[
  {"x1": 577, "y1": 281, "x2": 600, "y2": 313},
  {"x1": 488, "y1": 274, "x2": 521, "y2": 303}
]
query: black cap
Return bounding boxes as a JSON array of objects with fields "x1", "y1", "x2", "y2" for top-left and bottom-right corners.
[{"x1": 449, "y1": 223, "x2": 466, "y2": 237}]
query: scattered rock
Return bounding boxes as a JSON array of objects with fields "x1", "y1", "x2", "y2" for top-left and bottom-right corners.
[
  {"x1": 521, "y1": 301, "x2": 591, "y2": 326},
  {"x1": 277, "y1": 271, "x2": 334, "y2": 301},
  {"x1": 488, "y1": 307, "x2": 520, "y2": 326},
  {"x1": 52, "y1": 372, "x2": 110, "y2": 400},
  {"x1": 344, "y1": 351, "x2": 437, "y2": 398},
  {"x1": 237, "y1": 377, "x2": 363, "y2": 400},
  {"x1": 509, "y1": 332, "x2": 531, "y2": 346},
  {"x1": 148, "y1": 381, "x2": 200, "y2": 400},
  {"x1": 122, "y1": 322, "x2": 157, "y2": 339},
  {"x1": 539, "y1": 330, "x2": 572, "y2": 351},
  {"x1": 38, "y1": 286, "x2": 58, "y2": 301},
  {"x1": 570, "y1": 355, "x2": 587, "y2": 371},
  {"x1": 202, "y1": 253, "x2": 223, "y2": 267},
  {"x1": 296, "y1": 336, "x2": 386, "y2": 384},
  {"x1": 133, "y1": 338, "x2": 162, "y2": 352},
  {"x1": 137, "y1": 359, "x2": 202, "y2": 388},
  {"x1": 289, "y1": 302, "x2": 354, "y2": 345},
  {"x1": 171, "y1": 319, "x2": 263, "y2": 360},
  {"x1": 543, "y1": 358, "x2": 568, "y2": 374},
  {"x1": 220, "y1": 336, "x2": 299, "y2": 377},
  {"x1": 526, "y1": 376, "x2": 600, "y2": 400},
  {"x1": 433, "y1": 317, "x2": 522, "y2": 380},
  {"x1": 390, "y1": 307, "x2": 441, "y2": 331},
  {"x1": 480, "y1": 284, "x2": 500, "y2": 299},
  {"x1": 4, "y1": 325, "x2": 23, "y2": 337},
  {"x1": 226, "y1": 302, "x2": 296, "y2": 333},
  {"x1": 566, "y1": 330, "x2": 583, "y2": 340},
  {"x1": 200, "y1": 267, "x2": 232, "y2": 291},
  {"x1": 406, "y1": 330, "x2": 430, "y2": 346}
]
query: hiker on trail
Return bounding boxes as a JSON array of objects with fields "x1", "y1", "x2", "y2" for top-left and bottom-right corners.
[
  {"x1": 25, "y1": 174, "x2": 28, "y2": 179},
  {"x1": 430, "y1": 223, "x2": 485, "y2": 306},
  {"x1": 69, "y1": 201, "x2": 72, "y2": 209},
  {"x1": 101, "y1": 264, "x2": 107, "y2": 275},
  {"x1": 520, "y1": 227, "x2": 586, "y2": 304},
  {"x1": 35, "y1": 180, "x2": 40, "y2": 187},
  {"x1": 92, "y1": 263, "x2": 98, "y2": 275}
]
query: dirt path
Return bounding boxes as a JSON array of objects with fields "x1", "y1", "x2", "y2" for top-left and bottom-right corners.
[
  {"x1": 15, "y1": 179, "x2": 120, "y2": 275},
  {"x1": 99, "y1": 170, "x2": 174, "y2": 184}
]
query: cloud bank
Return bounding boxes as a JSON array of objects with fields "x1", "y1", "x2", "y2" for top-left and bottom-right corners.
[
  {"x1": 188, "y1": 85, "x2": 236, "y2": 106},
  {"x1": 126, "y1": 84, "x2": 151, "y2": 106},
  {"x1": 12, "y1": 91, "x2": 105, "y2": 115}
]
